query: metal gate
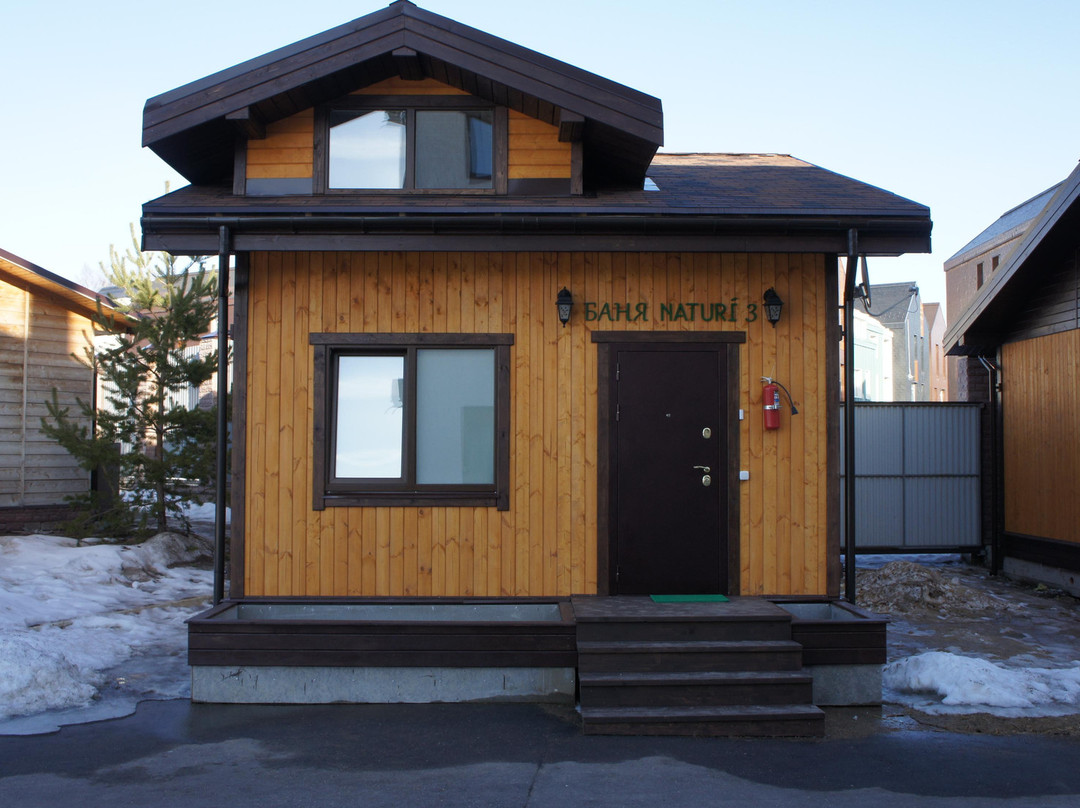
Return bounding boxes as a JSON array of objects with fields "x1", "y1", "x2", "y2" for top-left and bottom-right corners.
[{"x1": 841, "y1": 403, "x2": 983, "y2": 552}]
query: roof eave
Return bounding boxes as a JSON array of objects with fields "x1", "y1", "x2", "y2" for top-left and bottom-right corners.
[
  {"x1": 945, "y1": 161, "x2": 1080, "y2": 353},
  {"x1": 140, "y1": 209, "x2": 931, "y2": 257},
  {"x1": 0, "y1": 248, "x2": 133, "y2": 329},
  {"x1": 142, "y1": 2, "x2": 663, "y2": 185}
]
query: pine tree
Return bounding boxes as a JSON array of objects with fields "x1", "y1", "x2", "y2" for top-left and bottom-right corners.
[{"x1": 42, "y1": 226, "x2": 220, "y2": 538}]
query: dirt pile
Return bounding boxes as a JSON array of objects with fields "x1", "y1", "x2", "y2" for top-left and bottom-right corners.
[{"x1": 856, "y1": 560, "x2": 1010, "y2": 618}]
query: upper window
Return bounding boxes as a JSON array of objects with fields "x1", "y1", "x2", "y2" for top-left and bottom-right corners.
[
  {"x1": 310, "y1": 333, "x2": 512, "y2": 510},
  {"x1": 324, "y1": 99, "x2": 495, "y2": 191}
]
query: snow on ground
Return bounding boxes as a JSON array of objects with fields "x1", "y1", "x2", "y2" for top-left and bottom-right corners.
[
  {"x1": 885, "y1": 652, "x2": 1080, "y2": 714},
  {"x1": 0, "y1": 527, "x2": 214, "y2": 735},
  {"x1": 856, "y1": 556, "x2": 1080, "y2": 719},
  {"x1": 2, "y1": 532, "x2": 1079, "y2": 735}
]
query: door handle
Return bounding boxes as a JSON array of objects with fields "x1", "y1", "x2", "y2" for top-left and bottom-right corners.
[{"x1": 693, "y1": 465, "x2": 711, "y2": 473}]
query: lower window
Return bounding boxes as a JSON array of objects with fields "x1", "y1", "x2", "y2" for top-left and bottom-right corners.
[{"x1": 311, "y1": 333, "x2": 512, "y2": 510}]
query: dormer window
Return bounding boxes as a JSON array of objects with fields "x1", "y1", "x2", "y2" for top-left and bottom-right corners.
[{"x1": 320, "y1": 98, "x2": 495, "y2": 191}]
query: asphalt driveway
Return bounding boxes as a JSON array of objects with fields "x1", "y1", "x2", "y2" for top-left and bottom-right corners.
[{"x1": 2, "y1": 699, "x2": 1080, "y2": 807}]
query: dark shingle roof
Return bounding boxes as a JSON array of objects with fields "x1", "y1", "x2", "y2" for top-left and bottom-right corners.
[
  {"x1": 142, "y1": 153, "x2": 931, "y2": 255},
  {"x1": 946, "y1": 161, "x2": 1080, "y2": 353},
  {"x1": 946, "y1": 183, "x2": 1060, "y2": 264},
  {"x1": 862, "y1": 282, "x2": 920, "y2": 326},
  {"x1": 145, "y1": 154, "x2": 928, "y2": 218},
  {"x1": 142, "y1": 0, "x2": 662, "y2": 188}
]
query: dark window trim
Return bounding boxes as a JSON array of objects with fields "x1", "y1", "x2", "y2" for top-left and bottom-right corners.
[
  {"x1": 314, "y1": 94, "x2": 506, "y2": 195},
  {"x1": 311, "y1": 332, "x2": 513, "y2": 511}
]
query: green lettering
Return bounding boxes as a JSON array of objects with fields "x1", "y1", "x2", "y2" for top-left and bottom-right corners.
[
  {"x1": 585, "y1": 301, "x2": 598, "y2": 322},
  {"x1": 660, "y1": 302, "x2": 674, "y2": 321},
  {"x1": 613, "y1": 303, "x2": 630, "y2": 321},
  {"x1": 672, "y1": 304, "x2": 687, "y2": 321},
  {"x1": 729, "y1": 297, "x2": 739, "y2": 323},
  {"x1": 713, "y1": 303, "x2": 727, "y2": 322},
  {"x1": 599, "y1": 303, "x2": 611, "y2": 320},
  {"x1": 686, "y1": 302, "x2": 699, "y2": 321},
  {"x1": 634, "y1": 302, "x2": 648, "y2": 322}
]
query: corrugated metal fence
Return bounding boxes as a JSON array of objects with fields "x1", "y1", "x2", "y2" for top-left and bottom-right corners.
[{"x1": 841, "y1": 403, "x2": 983, "y2": 551}]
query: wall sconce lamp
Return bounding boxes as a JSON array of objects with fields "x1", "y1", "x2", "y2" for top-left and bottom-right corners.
[
  {"x1": 763, "y1": 287, "x2": 784, "y2": 327},
  {"x1": 556, "y1": 287, "x2": 573, "y2": 327}
]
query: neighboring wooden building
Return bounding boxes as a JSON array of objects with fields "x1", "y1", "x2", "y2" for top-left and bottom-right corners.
[
  {"x1": 947, "y1": 161, "x2": 1080, "y2": 593},
  {"x1": 0, "y1": 249, "x2": 123, "y2": 531},
  {"x1": 142, "y1": 2, "x2": 929, "y2": 728},
  {"x1": 848, "y1": 307, "x2": 894, "y2": 402},
  {"x1": 944, "y1": 183, "x2": 1058, "y2": 400},
  {"x1": 923, "y1": 302, "x2": 947, "y2": 402},
  {"x1": 857, "y1": 282, "x2": 931, "y2": 402}
]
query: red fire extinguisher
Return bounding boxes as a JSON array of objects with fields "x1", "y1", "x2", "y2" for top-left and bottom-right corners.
[{"x1": 763, "y1": 379, "x2": 781, "y2": 430}]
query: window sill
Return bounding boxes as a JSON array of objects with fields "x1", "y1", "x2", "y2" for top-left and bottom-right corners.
[{"x1": 316, "y1": 492, "x2": 508, "y2": 511}]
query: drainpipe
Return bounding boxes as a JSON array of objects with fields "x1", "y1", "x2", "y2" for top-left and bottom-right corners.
[
  {"x1": 843, "y1": 229, "x2": 859, "y2": 603},
  {"x1": 214, "y1": 226, "x2": 230, "y2": 605},
  {"x1": 977, "y1": 355, "x2": 1002, "y2": 575}
]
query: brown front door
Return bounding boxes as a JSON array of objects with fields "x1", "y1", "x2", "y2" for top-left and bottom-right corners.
[{"x1": 610, "y1": 346, "x2": 730, "y2": 594}]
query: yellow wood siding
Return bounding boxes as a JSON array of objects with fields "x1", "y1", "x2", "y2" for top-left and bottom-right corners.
[
  {"x1": 0, "y1": 280, "x2": 93, "y2": 507},
  {"x1": 243, "y1": 251, "x2": 832, "y2": 598},
  {"x1": 245, "y1": 82, "x2": 571, "y2": 185},
  {"x1": 351, "y1": 77, "x2": 469, "y2": 95},
  {"x1": 246, "y1": 110, "x2": 314, "y2": 180},
  {"x1": 508, "y1": 111, "x2": 571, "y2": 179},
  {"x1": 1003, "y1": 330, "x2": 1080, "y2": 543}
]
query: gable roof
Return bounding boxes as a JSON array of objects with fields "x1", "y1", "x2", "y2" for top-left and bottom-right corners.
[
  {"x1": 945, "y1": 182, "x2": 1061, "y2": 267},
  {"x1": 923, "y1": 301, "x2": 943, "y2": 328},
  {"x1": 141, "y1": 153, "x2": 932, "y2": 255},
  {"x1": 945, "y1": 160, "x2": 1080, "y2": 354},
  {"x1": 143, "y1": 0, "x2": 663, "y2": 188},
  {"x1": 0, "y1": 248, "x2": 129, "y2": 328},
  {"x1": 862, "y1": 282, "x2": 920, "y2": 326}
]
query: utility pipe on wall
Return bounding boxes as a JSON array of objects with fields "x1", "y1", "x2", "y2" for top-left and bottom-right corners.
[
  {"x1": 843, "y1": 229, "x2": 859, "y2": 603},
  {"x1": 214, "y1": 225, "x2": 230, "y2": 605},
  {"x1": 977, "y1": 355, "x2": 1003, "y2": 575}
]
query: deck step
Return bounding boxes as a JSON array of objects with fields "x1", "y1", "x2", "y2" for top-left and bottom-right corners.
[
  {"x1": 577, "y1": 639, "x2": 804, "y2": 673},
  {"x1": 578, "y1": 669, "x2": 813, "y2": 708},
  {"x1": 581, "y1": 704, "x2": 826, "y2": 737},
  {"x1": 572, "y1": 597, "x2": 819, "y2": 737},
  {"x1": 575, "y1": 617, "x2": 792, "y2": 643}
]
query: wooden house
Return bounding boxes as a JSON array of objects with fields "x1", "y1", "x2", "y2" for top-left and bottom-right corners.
[
  {"x1": 946, "y1": 161, "x2": 1080, "y2": 593},
  {"x1": 144, "y1": 1, "x2": 930, "y2": 734},
  {"x1": 0, "y1": 249, "x2": 123, "y2": 532}
]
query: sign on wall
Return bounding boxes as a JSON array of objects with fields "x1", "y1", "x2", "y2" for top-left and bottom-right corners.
[{"x1": 583, "y1": 300, "x2": 759, "y2": 324}]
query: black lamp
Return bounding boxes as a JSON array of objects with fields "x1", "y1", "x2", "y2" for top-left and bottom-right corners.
[
  {"x1": 763, "y1": 287, "x2": 783, "y2": 327},
  {"x1": 556, "y1": 287, "x2": 573, "y2": 327}
]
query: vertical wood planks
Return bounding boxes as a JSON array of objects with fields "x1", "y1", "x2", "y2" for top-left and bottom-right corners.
[
  {"x1": 1003, "y1": 330, "x2": 1080, "y2": 544},
  {"x1": 244, "y1": 250, "x2": 833, "y2": 598}
]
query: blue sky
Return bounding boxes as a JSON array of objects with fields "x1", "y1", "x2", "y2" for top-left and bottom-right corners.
[{"x1": 2, "y1": 0, "x2": 1078, "y2": 309}]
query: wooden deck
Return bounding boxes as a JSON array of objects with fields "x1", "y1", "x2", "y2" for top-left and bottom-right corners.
[
  {"x1": 187, "y1": 595, "x2": 885, "y2": 735},
  {"x1": 572, "y1": 595, "x2": 824, "y2": 737},
  {"x1": 572, "y1": 595, "x2": 795, "y2": 623}
]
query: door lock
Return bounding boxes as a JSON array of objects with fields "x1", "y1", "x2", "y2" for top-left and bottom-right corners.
[{"x1": 701, "y1": 474, "x2": 712, "y2": 487}]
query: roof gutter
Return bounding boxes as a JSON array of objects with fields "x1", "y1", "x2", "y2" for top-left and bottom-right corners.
[{"x1": 141, "y1": 212, "x2": 931, "y2": 253}]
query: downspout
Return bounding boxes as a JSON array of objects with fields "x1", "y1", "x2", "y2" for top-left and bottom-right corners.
[
  {"x1": 844, "y1": 229, "x2": 859, "y2": 603},
  {"x1": 977, "y1": 355, "x2": 1002, "y2": 575},
  {"x1": 214, "y1": 226, "x2": 231, "y2": 605}
]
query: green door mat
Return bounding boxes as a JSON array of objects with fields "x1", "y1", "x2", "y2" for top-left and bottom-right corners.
[{"x1": 650, "y1": 594, "x2": 729, "y2": 603}]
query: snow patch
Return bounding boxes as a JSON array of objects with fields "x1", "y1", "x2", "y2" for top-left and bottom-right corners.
[
  {"x1": 886, "y1": 651, "x2": 1080, "y2": 713},
  {"x1": 0, "y1": 633, "x2": 97, "y2": 717},
  {"x1": 0, "y1": 532, "x2": 211, "y2": 730}
]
